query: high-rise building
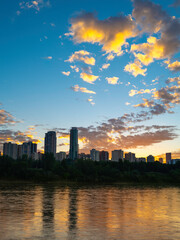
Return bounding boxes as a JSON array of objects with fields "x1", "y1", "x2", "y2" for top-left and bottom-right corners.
[
  {"x1": 90, "y1": 149, "x2": 100, "y2": 161},
  {"x1": 136, "y1": 157, "x2": 146, "y2": 162},
  {"x1": 3, "y1": 142, "x2": 18, "y2": 159},
  {"x1": 100, "y1": 151, "x2": 109, "y2": 161},
  {"x1": 44, "y1": 131, "x2": 56, "y2": 156},
  {"x1": 125, "y1": 152, "x2": 135, "y2": 162},
  {"x1": 112, "y1": 150, "x2": 124, "y2": 162},
  {"x1": 69, "y1": 127, "x2": 78, "y2": 160},
  {"x1": 159, "y1": 157, "x2": 163, "y2": 163},
  {"x1": 147, "y1": 155, "x2": 155, "y2": 162},
  {"x1": 166, "y1": 153, "x2": 171, "y2": 164},
  {"x1": 21, "y1": 142, "x2": 37, "y2": 158}
]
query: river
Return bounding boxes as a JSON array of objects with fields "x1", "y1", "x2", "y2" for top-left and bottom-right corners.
[{"x1": 0, "y1": 182, "x2": 179, "y2": 240}]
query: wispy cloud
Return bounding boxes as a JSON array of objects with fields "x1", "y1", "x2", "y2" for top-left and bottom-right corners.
[
  {"x1": 129, "y1": 88, "x2": 156, "y2": 96},
  {"x1": 100, "y1": 63, "x2": 110, "y2": 71},
  {"x1": 62, "y1": 71, "x2": 70, "y2": 76},
  {"x1": 19, "y1": 0, "x2": 50, "y2": 12},
  {"x1": 71, "y1": 85, "x2": 96, "y2": 94}
]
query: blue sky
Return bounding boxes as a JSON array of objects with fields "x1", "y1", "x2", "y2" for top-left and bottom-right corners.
[{"x1": 0, "y1": 0, "x2": 180, "y2": 159}]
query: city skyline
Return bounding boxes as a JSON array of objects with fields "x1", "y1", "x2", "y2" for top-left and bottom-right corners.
[{"x1": 0, "y1": 0, "x2": 180, "y2": 159}]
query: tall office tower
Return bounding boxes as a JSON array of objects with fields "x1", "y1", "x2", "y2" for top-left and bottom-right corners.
[
  {"x1": 44, "y1": 131, "x2": 56, "y2": 156},
  {"x1": 99, "y1": 151, "x2": 109, "y2": 161},
  {"x1": 3, "y1": 142, "x2": 18, "y2": 159},
  {"x1": 125, "y1": 152, "x2": 136, "y2": 162},
  {"x1": 166, "y1": 153, "x2": 171, "y2": 164},
  {"x1": 90, "y1": 149, "x2": 100, "y2": 161},
  {"x1": 22, "y1": 142, "x2": 37, "y2": 158},
  {"x1": 112, "y1": 150, "x2": 124, "y2": 162},
  {"x1": 147, "y1": 155, "x2": 155, "y2": 163},
  {"x1": 69, "y1": 127, "x2": 78, "y2": 160}
]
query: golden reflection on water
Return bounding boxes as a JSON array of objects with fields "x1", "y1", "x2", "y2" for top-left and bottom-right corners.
[{"x1": 0, "y1": 184, "x2": 180, "y2": 240}]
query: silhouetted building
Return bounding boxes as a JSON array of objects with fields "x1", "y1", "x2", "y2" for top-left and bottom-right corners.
[
  {"x1": 112, "y1": 150, "x2": 123, "y2": 162},
  {"x1": 147, "y1": 155, "x2": 154, "y2": 162},
  {"x1": 56, "y1": 151, "x2": 66, "y2": 161},
  {"x1": 69, "y1": 127, "x2": 78, "y2": 160},
  {"x1": 44, "y1": 131, "x2": 56, "y2": 156},
  {"x1": 90, "y1": 149, "x2": 100, "y2": 161},
  {"x1": 3, "y1": 142, "x2": 18, "y2": 159},
  {"x1": 100, "y1": 151, "x2": 109, "y2": 161},
  {"x1": 136, "y1": 157, "x2": 146, "y2": 162},
  {"x1": 125, "y1": 152, "x2": 135, "y2": 162},
  {"x1": 159, "y1": 157, "x2": 163, "y2": 163},
  {"x1": 21, "y1": 141, "x2": 37, "y2": 158},
  {"x1": 166, "y1": 153, "x2": 171, "y2": 164}
]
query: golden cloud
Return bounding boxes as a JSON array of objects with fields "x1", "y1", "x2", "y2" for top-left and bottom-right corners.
[
  {"x1": 106, "y1": 77, "x2": 119, "y2": 85},
  {"x1": 165, "y1": 60, "x2": 180, "y2": 72},
  {"x1": 69, "y1": 12, "x2": 137, "y2": 56},
  {"x1": 100, "y1": 63, "x2": 110, "y2": 70},
  {"x1": 129, "y1": 88, "x2": 156, "y2": 97},
  {"x1": 124, "y1": 60, "x2": 147, "y2": 77},
  {"x1": 67, "y1": 50, "x2": 95, "y2": 65},
  {"x1": 80, "y1": 72, "x2": 99, "y2": 84}
]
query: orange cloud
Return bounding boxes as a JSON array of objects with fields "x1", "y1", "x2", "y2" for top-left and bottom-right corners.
[
  {"x1": 129, "y1": 88, "x2": 156, "y2": 97},
  {"x1": 165, "y1": 60, "x2": 180, "y2": 72}
]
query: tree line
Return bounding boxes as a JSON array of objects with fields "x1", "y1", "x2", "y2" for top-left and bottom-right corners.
[{"x1": 0, "y1": 154, "x2": 180, "y2": 184}]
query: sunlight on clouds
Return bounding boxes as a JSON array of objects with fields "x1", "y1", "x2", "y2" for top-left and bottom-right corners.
[
  {"x1": 80, "y1": 72, "x2": 99, "y2": 84},
  {"x1": 71, "y1": 85, "x2": 96, "y2": 94},
  {"x1": 124, "y1": 60, "x2": 147, "y2": 77},
  {"x1": 67, "y1": 50, "x2": 95, "y2": 65},
  {"x1": 165, "y1": 60, "x2": 180, "y2": 72},
  {"x1": 100, "y1": 63, "x2": 110, "y2": 71},
  {"x1": 131, "y1": 36, "x2": 165, "y2": 66},
  {"x1": 69, "y1": 12, "x2": 137, "y2": 56},
  {"x1": 87, "y1": 97, "x2": 95, "y2": 105},
  {"x1": 106, "y1": 77, "x2": 119, "y2": 85},
  {"x1": 129, "y1": 88, "x2": 156, "y2": 96},
  {"x1": 70, "y1": 65, "x2": 79, "y2": 72}
]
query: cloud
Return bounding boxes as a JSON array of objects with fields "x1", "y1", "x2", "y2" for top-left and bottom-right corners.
[
  {"x1": 19, "y1": 0, "x2": 50, "y2": 12},
  {"x1": 62, "y1": 71, "x2": 70, "y2": 76},
  {"x1": 70, "y1": 65, "x2": 79, "y2": 72},
  {"x1": 131, "y1": 0, "x2": 180, "y2": 65},
  {"x1": 125, "y1": 102, "x2": 131, "y2": 106},
  {"x1": 0, "y1": 129, "x2": 41, "y2": 150},
  {"x1": 106, "y1": 77, "x2": 119, "y2": 85},
  {"x1": 166, "y1": 76, "x2": 180, "y2": 85},
  {"x1": 0, "y1": 109, "x2": 18, "y2": 126},
  {"x1": 87, "y1": 97, "x2": 95, "y2": 106},
  {"x1": 69, "y1": 12, "x2": 137, "y2": 56},
  {"x1": 170, "y1": 0, "x2": 180, "y2": 7},
  {"x1": 100, "y1": 63, "x2": 110, "y2": 71},
  {"x1": 67, "y1": 50, "x2": 95, "y2": 65},
  {"x1": 165, "y1": 60, "x2": 180, "y2": 72},
  {"x1": 124, "y1": 60, "x2": 147, "y2": 77},
  {"x1": 71, "y1": 85, "x2": 96, "y2": 94},
  {"x1": 80, "y1": 72, "x2": 99, "y2": 84},
  {"x1": 129, "y1": 88, "x2": 156, "y2": 96}
]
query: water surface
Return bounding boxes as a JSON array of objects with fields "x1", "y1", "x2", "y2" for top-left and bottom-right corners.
[{"x1": 0, "y1": 182, "x2": 180, "y2": 240}]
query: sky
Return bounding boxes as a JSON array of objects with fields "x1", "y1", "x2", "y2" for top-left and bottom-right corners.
[{"x1": 0, "y1": 0, "x2": 180, "y2": 160}]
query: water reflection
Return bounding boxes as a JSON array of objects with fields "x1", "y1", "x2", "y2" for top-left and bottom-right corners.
[
  {"x1": 42, "y1": 185, "x2": 55, "y2": 239},
  {"x1": 0, "y1": 183, "x2": 180, "y2": 240}
]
